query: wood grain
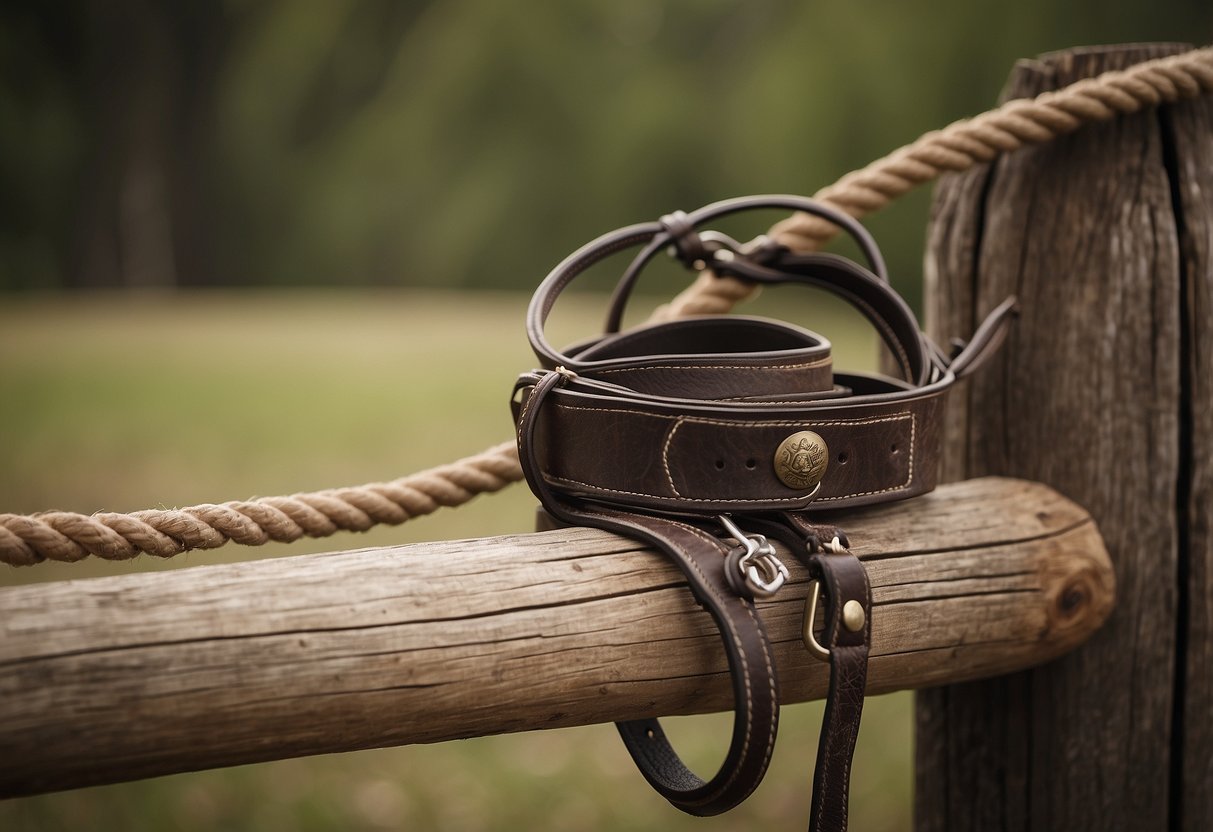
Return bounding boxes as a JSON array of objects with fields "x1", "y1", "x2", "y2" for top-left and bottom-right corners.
[
  {"x1": 0, "y1": 478, "x2": 1109, "y2": 798},
  {"x1": 1166, "y1": 63, "x2": 1213, "y2": 832},
  {"x1": 918, "y1": 43, "x2": 1211, "y2": 832}
]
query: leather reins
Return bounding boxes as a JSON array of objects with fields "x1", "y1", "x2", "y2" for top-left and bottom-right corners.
[{"x1": 513, "y1": 195, "x2": 1015, "y2": 829}]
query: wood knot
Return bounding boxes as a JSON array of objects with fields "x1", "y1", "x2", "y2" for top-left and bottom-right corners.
[
  {"x1": 1057, "y1": 583, "x2": 1088, "y2": 619},
  {"x1": 1034, "y1": 525, "x2": 1116, "y2": 649}
]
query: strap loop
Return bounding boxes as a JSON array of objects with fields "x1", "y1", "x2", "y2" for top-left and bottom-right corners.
[{"x1": 527, "y1": 194, "x2": 890, "y2": 359}]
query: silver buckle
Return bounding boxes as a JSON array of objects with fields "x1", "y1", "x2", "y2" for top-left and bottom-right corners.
[{"x1": 718, "y1": 514, "x2": 789, "y2": 597}]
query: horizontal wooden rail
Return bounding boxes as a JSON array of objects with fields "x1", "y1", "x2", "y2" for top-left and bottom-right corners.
[{"x1": 0, "y1": 477, "x2": 1112, "y2": 798}]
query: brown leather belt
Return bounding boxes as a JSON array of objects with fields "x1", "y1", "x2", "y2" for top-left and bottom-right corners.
[{"x1": 513, "y1": 195, "x2": 1015, "y2": 829}]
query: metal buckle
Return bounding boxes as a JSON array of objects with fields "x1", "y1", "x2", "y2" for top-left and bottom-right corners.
[{"x1": 718, "y1": 514, "x2": 789, "y2": 598}]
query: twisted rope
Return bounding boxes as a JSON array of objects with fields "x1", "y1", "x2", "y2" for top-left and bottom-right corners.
[
  {"x1": 654, "y1": 46, "x2": 1213, "y2": 319},
  {"x1": 4, "y1": 46, "x2": 1212, "y2": 565},
  {"x1": 0, "y1": 442, "x2": 520, "y2": 566}
]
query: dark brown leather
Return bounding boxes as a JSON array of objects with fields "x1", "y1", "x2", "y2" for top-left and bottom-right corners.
[
  {"x1": 516, "y1": 375, "x2": 946, "y2": 512},
  {"x1": 518, "y1": 371, "x2": 780, "y2": 816},
  {"x1": 512, "y1": 195, "x2": 1014, "y2": 830},
  {"x1": 806, "y1": 544, "x2": 872, "y2": 832},
  {"x1": 576, "y1": 506, "x2": 779, "y2": 815},
  {"x1": 517, "y1": 196, "x2": 1016, "y2": 514}
]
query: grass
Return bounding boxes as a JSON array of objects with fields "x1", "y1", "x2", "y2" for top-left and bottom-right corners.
[{"x1": 0, "y1": 289, "x2": 911, "y2": 831}]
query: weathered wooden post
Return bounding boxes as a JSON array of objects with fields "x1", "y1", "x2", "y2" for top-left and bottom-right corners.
[{"x1": 919, "y1": 44, "x2": 1212, "y2": 831}]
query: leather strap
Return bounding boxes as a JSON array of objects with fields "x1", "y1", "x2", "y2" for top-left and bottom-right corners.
[
  {"x1": 516, "y1": 195, "x2": 1017, "y2": 515},
  {"x1": 584, "y1": 506, "x2": 778, "y2": 816},
  {"x1": 513, "y1": 195, "x2": 1013, "y2": 828},
  {"x1": 519, "y1": 372, "x2": 778, "y2": 815},
  {"x1": 805, "y1": 542, "x2": 872, "y2": 832}
]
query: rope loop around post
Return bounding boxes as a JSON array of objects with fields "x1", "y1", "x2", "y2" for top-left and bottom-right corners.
[{"x1": 652, "y1": 45, "x2": 1213, "y2": 321}]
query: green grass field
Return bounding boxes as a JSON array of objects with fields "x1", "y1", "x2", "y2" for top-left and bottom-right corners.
[{"x1": 0, "y1": 290, "x2": 912, "y2": 831}]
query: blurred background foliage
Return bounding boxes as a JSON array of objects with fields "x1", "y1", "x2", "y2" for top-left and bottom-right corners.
[
  {"x1": 1, "y1": 0, "x2": 1209, "y2": 299},
  {"x1": 1, "y1": 3, "x2": 1211, "y2": 831}
]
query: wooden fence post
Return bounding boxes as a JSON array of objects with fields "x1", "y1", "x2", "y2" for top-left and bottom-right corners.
[{"x1": 918, "y1": 43, "x2": 1212, "y2": 831}]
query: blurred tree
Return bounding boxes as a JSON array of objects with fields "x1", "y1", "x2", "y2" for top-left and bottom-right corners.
[
  {"x1": 0, "y1": 0, "x2": 234, "y2": 288},
  {"x1": 288, "y1": 1, "x2": 432, "y2": 147},
  {"x1": 0, "y1": 0, "x2": 1210, "y2": 294}
]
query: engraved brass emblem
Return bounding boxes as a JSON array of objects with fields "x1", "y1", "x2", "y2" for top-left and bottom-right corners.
[{"x1": 774, "y1": 431, "x2": 829, "y2": 490}]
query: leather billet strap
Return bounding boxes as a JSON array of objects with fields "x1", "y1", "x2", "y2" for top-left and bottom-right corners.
[
  {"x1": 515, "y1": 372, "x2": 947, "y2": 513},
  {"x1": 513, "y1": 195, "x2": 1015, "y2": 828},
  {"x1": 803, "y1": 542, "x2": 872, "y2": 832}
]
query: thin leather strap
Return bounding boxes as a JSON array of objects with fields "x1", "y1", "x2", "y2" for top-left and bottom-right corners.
[
  {"x1": 517, "y1": 373, "x2": 779, "y2": 815},
  {"x1": 747, "y1": 513, "x2": 871, "y2": 832},
  {"x1": 805, "y1": 542, "x2": 871, "y2": 832},
  {"x1": 532, "y1": 195, "x2": 889, "y2": 366},
  {"x1": 592, "y1": 508, "x2": 779, "y2": 816}
]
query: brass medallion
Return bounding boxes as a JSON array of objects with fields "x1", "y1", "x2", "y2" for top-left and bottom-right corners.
[{"x1": 774, "y1": 430, "x2": 829, "y2": 491}]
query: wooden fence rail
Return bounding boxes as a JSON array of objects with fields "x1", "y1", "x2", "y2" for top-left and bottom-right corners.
[{"x1": 0, "y1": 477, "x2": 1111, "y2": 798}]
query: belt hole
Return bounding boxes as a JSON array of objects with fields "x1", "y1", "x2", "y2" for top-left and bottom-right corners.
[
  {"x1": 715, "y1": 460, "x2": 725, "y2": 470},
  {"x1": 890, "y1": 443, "x2": 899, "y2": 454},
  {"x1": 744, "y1": 458, "x2": 756, "y2": 470},
  {"x1": 837, "y1": 451, "x2": 849, "y2": 465}
]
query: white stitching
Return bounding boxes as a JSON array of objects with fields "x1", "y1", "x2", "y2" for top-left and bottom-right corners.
[
  {"x1": 741, "y1": 601, "x2": 779, "y2": 783},
  {"x1": 813, "y1": 415, "x2": 916, "y2": 502},
  {"x1": 553, "y1": 402, "x2": 672, "y2": 421},
  {"x1": 576, "y1": 511, "x2": 766, "y2": 803},
  {"x1": 553, "y1": 400, "x2": 907, "y2": 431},
  {"x1": 549, "y1": 475, "x2": 806, "y2": 504},
  {"x1": 596, "y1": 358, "x2": 831, "y2": 374},
  {"x1": 515, "y1": 388, "x2": 537, "y2": 445},
  {"x1": 664, "y1": 522, "x2": 760, "y2": 801},
  {"x1": 548, "y1": 411, "x2": 916, "y2": 503},
  {"x1": 674, "y1": 414, "x2": 910, "y2": 429},
  {"x1": 662, "y1": 419, "x2": 684, "y2": 496}
]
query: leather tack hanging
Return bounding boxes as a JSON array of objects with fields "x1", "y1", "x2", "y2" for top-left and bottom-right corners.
[{"x1": 513, "y1": 195, "x2": 1015, "y2": 830}]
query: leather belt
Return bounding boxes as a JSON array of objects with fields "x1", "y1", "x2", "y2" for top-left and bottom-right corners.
[{"x1": 513, "y1": 195, "x2": 1015, "y2": 829}]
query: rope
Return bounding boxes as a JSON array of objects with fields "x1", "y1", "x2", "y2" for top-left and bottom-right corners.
[
  {"x1": 4, "y1": 46, "x2": 1211, "y2": 566},
  {"x1": 0, "y1": 442, "x2": 520, "y2": 565},
  {"x1": 653, "y1": 46, "x2": 1213, "y2": 320}
]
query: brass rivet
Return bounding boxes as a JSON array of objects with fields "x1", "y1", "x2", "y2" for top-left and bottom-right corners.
[
  {"x1": 774, "y1": 430, "x2": 829, "y2": 490},
  {"x1": 842, "y1": 600, "x2": 866, "y2": 632}
]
